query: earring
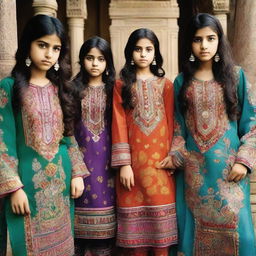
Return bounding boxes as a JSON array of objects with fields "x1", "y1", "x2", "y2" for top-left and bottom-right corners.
[
  {"x1": 214, "y1": 53, "x2": 220, "y2": 62},
  {"x1": 25, "y1": 57, "x2": 31, "y2": 67},
  {"x1": 54, "y1": 61, "x2": 60, "y2": 71},
  {"x1": 106, "y1": 70, "x2": 109, "y2": 76},
  {"x1": 131, "y1": 59, "x2": 134, "y2": 65},
  {"x1": 152, "y1": 57, "x2": 156, "y2": 65},
  {"x1": 189, "y1": 53, "x2": 195, "y2": 62}
]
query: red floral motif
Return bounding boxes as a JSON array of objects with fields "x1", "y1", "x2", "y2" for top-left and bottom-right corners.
[{"x1": 0, "y1": 88, "x2": 8, "y2": 108}]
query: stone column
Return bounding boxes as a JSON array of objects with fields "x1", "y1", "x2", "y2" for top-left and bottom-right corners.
[
  {"x1": 32, "y1": 0, "x2": 58, "y2": 17},
  {"x1": 232, "y1": 0, "x2": 256, "y2": 233},
  {"x1": 66, "y1": 0, "x2": 87, "y2": 76},
  {"x1": 212, "y1": 0, "x2": 230, "y2": 34},
  {"x1": 0, "y1": 0, "x2": 17, "y2": 79},
  {"x1": 109, "y1": 0, "x2": 179, "y2": 81}
]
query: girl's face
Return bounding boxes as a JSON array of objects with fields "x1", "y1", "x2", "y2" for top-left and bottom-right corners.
[
  {"x1": 84, "y1": 47, "x2": 106, "y2": 78},
  {"x1": 192, "y1": 26, "x2": 219, "y2": 63},
  {"x1": 29, "y1": 34, "x2": 61, "y2": 73},
  {"x1": 132, "y1": 38, "x2": 155, "y2": 69}
]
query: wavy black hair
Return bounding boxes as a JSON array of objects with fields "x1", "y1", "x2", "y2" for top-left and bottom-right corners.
[
  {"x1": 180, "y1": 13, "x2": 238, "y2": 120},
  {"x1": 72, "y1": 36, "x2": 115, "y2": 116},
  {"x1": 11, "y1": 14, "x2": 75, "y2": 135},
  {"x1": 120, "y1": 28, "x2": 165, "y2": 109}
]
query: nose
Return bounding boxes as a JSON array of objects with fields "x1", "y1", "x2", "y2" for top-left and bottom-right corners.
[
  {"x1": 140, "y1": 49, "x2": 146, "y2": 58},
  {"x1": 92, "y1": 58, "x2": 98, "y2": 66},
  {"x1": 45, "y1": 48, "x2": 53, "y2": 58},
  {"x1": 201, "y1": 39, "x2": 208, "y2": 50}
]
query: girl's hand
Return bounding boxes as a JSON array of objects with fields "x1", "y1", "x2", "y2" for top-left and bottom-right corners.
[
  {"x1": 228, "y1": 163, "x2": 247, "y2": 182},
  {"x1": 10, "y1": 189, "x2": 30, "y2": 215},
  {"x1": 157, "y1": 156, "x2": 175, "y2": 169},
  {"x1": 120, "y1": 165, "x2": 134, "y2": 191},
  {"x1": 71, "y1": 177, "x2": 84, "y2": 199}
]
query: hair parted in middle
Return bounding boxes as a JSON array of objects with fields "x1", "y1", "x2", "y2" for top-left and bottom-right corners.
[
  {"x1": 72, "y1": 36, "x2": 115, "y2": 115},
  {"x1": 11, "y1": 14, "x2": 75, "y2": 135},
  {"x1": 120, "y1": 28, "x2": 165, "y2": 109},
  {"x1": 179, "y1": 13, "x2": 238, "y2": 121}
]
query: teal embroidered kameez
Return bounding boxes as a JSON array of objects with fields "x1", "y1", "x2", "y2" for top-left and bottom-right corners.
[
  {"x1": 170, "y1": 68, "x2": 256, "y2": 256},
  {"x1": 0, "y1": 77, "x2": 89, "y2": 256}
]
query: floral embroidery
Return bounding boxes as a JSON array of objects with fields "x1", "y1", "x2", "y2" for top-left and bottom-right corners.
[
  {"x1": 0, "y1": 129, "x2": 21, "y2": 195},
  {"x1": 0, "y1": 88, "x2": 8, "y2": 108},
  {"x1": 21, "y1": 84, "x2": 64, "y2": 160},
  {"x1": 26, "y1": 158, "x2": 74, "y2": 255},
  {"x1": 132, "y1": 78, "x2": 165, "y2": 136},
  {"x1": 247, "y1": 81, "x2": 256, "y2": 106},
  {"x1": 184, "y1": 138, "x2": 243, "y2": 255},
  {"x1": 68, "y1": 136, "x2": 89, "y2": 177},
  {"x1": 81, "y1": 85, "x2": 106, "y2": 142},
  {"x1": 186, "y1": 80, "x2": 229, "y2": 152}
]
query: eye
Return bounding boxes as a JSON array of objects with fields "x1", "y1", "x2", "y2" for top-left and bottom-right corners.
[
  {"x1": 193, "y1": 37, "x2": 201, "y2": 43},
  {"x1": 208, "y1": 36, "x2": 216, "y2": 41},
  {"x1": 146, "y1": 47, "x2": 153, "y2": 52},
  {"x1": 53, "y1": 46, "x2": 61, "y2": 52},
  {"x1": 38, "y1": 43, "x2": 47, "y2": 48},
  {"x1": 98, "y1": 56, "x2": 105, "y2": 62},
  {"x1": 134, "y1": 47, "x2": 141, "y2": 52},
  {"x1": 85, "y1": 56, "x2": 93, "y2": 61}
]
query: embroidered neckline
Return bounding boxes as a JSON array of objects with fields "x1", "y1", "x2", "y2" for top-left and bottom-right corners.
[
  {"x1": 29, "y1": 82, "x2": 52, "y2": 88},
  {"x1": 192, "y1": 77, "x2": 215, "y2": 84},
  {"x1": 88, "y1": 83, "x2": 105, "y2": 88},
  {"x1": 137, "y1": 76, "x2": 156, "y2": 83}
]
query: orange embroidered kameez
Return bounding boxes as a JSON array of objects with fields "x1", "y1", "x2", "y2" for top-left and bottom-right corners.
[{"x1": 112, "y1": 77, "x2": 177, "y2": 248}]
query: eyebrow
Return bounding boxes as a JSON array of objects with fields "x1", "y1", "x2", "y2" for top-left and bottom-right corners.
[
  {"x1": 86, "y1": 54, "x2": 104, "y2": 57},
  {"x1": 36, "y1": 40, "x2": 61, "y2": 47}
]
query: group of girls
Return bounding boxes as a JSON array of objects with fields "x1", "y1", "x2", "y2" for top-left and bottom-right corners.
[{"x1": 0, "y1": 11, "x2": 255, "y2": 256}]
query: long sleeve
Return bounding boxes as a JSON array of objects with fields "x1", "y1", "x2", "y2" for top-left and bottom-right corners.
[
  {"x1": 163, "y1": 78, "x2": 174, "y2": 149},
  {"x1": 169, "y1": 74, "x2": 189, "y2": 164},
  {"x1": 235, "y1": 68, "x2": 256, "y2": 172},
  {"x1": 64, "y1": 136, "x2": 90, "y2": 178},
  {"x1": 0, "y1": 77, "x2": 23, "y2": 197},
  {"x1": 111, "y1": 80, "x2": 131, "y2": 167}
]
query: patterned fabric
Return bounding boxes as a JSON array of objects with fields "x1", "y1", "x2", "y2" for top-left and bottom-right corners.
[
  {"x1": 117, "y1": 204, "x2": 177, "y2": 248},
  {"x1": 81, "y1": 85, "x2": 106, "y2": 142},
  {"x1": 74, "y1": 84, "x2": 116, "y2": 241},
  {"x1": 22, "y1": 83, "x2": 64, "y2": 160},
  {"x1": 171, "y1": 69, "x2": 256, "y2": 256},
  {"x1": 112, "y1": 78, "x2": 177, "y2": 248},
  {"x1": 0, "y1": 77, "x2": 88, "y2": 256}
]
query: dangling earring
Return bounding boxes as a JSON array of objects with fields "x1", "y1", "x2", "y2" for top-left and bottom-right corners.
[
  {"x1": 131, "y1": 59, "x2": 134, "y2": 65},
  {"x1": 25, "y1": 57, "x2": 31, "y2": 67},
  {"x1": 189, "y1": 53, "x2": 195, "y2": 62},
  {"x1": 54, "y1": 61, "x2": 60, "y2": 71},
  {"x1": 152, "y1": 57, "x2": 156, "y2": 65},
  {"x1": 105, "y1": 70, "x2": 109, "y2": 76},
  {"x1": 214, "y1": 53, "x2": 220, "y2": 62}
]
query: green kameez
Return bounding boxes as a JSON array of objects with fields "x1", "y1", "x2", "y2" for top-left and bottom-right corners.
[{"x1": 0, "y1": 77, "x2": 89, "y2": 256}]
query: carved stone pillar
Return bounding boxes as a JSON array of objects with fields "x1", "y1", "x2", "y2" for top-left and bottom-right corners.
[
  {"x1": 109, "y1": 0, "x2": 179, "y2": 80},
  {"x1": 66, "y1": 0, "x2": 87, "y2": 76},
  {"x1": 0, "y1": 0, "x2": 17, "y2": 79},
  {"x1": 232, "y1": 0, "x2": 256, "y2": 233},
  {"x1": 212, "y1": 0, "x2": 229, "y2": 34},
  {"x1": 32, "y1": 0, "x2": 58, "y2": 17}
]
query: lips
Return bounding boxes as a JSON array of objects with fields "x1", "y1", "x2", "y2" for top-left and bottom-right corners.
[{"x1": 41, "y1": 60, "x2": 52, "y2": 65}]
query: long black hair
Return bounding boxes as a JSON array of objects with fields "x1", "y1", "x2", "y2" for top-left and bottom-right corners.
[
  {"x1": 120, "y1": 28, "x2": 165, "y2": 109},
  {"x1": 11, "y1": 14, "x2": 75, "y2": 135},
  {"x1": 180, "y1": 13, "x2": 238, "y2": 120},
  {"x1": 72, "y1": 36, "x2": 115, "y2": 116}
]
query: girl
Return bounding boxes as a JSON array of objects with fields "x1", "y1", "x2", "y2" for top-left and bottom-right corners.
[
  {"x1": 72, "y1": 36, "x2": 116, "y2": 256},
  {"x1": 0, "y1": 14, "x2": 89, "y2": 256},
  {"x1": 112, "y1": 28, "x2": 177, "y2": 256},
  {"x1": 170, "y1": 13, "x2": 256, "y2": 255}
]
